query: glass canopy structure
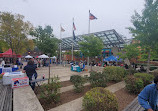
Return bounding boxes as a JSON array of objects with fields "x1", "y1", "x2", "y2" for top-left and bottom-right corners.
[{"x1": 61, "y1": 29, "x2": 125, "y2": 50}]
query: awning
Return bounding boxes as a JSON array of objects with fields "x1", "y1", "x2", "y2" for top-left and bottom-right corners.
[{"x1": 0, "y1": 49, "x2": 21, "y2": 58}]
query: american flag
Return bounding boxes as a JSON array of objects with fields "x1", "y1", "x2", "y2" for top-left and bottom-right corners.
[
  {"x1": 89, "y1": 11, "x2": 97, "y2": 20},
  {"x1": 73, "y1": 30, "x2": 76, "y2": 40},
  {"x1": 73, "y1": 22, "x2": 76, "y2": 30},
  {"x1": 61, "y1": 26, "x2": 65, "y2": 32}
]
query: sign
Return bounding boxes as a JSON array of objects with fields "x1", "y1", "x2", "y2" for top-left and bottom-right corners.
[
  {"x1": 12, "y1": 77, "x2": 29, "y2": 88},
  {"x1": 2, "y1": 67, "x2": 12, "y2": 73}
]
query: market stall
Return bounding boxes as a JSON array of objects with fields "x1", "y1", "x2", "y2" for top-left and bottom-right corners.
[
  {"x1": 25, "y1": 55, "x2": 33, "y2": 59},
  {"x1": 104, "y1": 55, "x2": 118, "y2": 62},
  {"x1": 38, "y1": 54, "x2": 49, "y2": 58},
  {"x1": 0, "y1": 48, "x2": 21, "y2": 58},
  {"x1": 0, "y1": 49, "x2": 21, "y2": 74},
  {"x1": 0, "y1": 65, "x2": 18, "y2": 74}
]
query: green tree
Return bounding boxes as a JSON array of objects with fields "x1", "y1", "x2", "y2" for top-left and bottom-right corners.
[
  {"x1": 79, "y1": 35, "x2": 104, "y2": 70},
  {"x1": 30, "y1": 25, "x2": 60, "y2": 56},
  {"x1": 128, "y1": 0, "x2": 158, "y2": 73},
  {"x1": 139, "y1": 45, "x2": 158, "y2": 61},
  {"x1": 64, "y1": 51, "x2": 71, "y2": 55},
  {"x1": 0, "y1": 12, "x2": 33, "y2": 54},
  {"x1": 117, "y1": 44, "x2": 140, "y2": 61},
  {"x1": 74, "y1": 51, "x2": 81, "y2": 58}
]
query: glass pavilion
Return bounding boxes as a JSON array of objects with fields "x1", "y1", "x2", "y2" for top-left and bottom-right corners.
[{"x1": 60, "y1": 29, "x2": 126, "y2": 51}]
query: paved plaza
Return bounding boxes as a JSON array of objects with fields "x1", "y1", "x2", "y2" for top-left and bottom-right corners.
[
  {"x1": 20, "y1": 62, "x2": 91, "y2": 82},
  {"x1": 22, "y1": 62, "x2": 104, "y2": 82}
]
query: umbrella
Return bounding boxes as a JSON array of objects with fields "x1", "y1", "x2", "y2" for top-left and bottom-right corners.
[
  {"x1": 116, "y1": 56, "x2": 123, "y2": 62},
  {"x1": 25, "y1": 55, "x2": 33, "y2": 58},
  {"x1": 51, "y1": 56, "x2": 56, "y2": 59},
  {"x1": 38, "y1": 54, "x2": 49, "y2": 58},
  {"x1": 104, "y1": 55, "x2": 117, "y2": 62}
]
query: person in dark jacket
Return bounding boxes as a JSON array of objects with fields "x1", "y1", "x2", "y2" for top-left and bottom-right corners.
[
  {"x1": 138, "y1": 76, "x2": 158, "y2": 111},
  {"x1": 124, "y1": 64, "x2": 129, "y2": 69},
  {"x1": 23, "y1": 60, "x2": 38, "y2": 90}
]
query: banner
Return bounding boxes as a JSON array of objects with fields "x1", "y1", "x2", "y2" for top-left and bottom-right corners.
[{"x1": 12, "y1": 76, "x2": 29, "y2": 88}]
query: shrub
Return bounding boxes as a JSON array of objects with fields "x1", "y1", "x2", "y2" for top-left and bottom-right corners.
[
  {"x1": 134, "y1": 73, "x2": 154, "y2": 87},
  {"x1": 127, "y1": 68, "x2": 137, "y2": 75},
  {"x1": 124, "y1": 75, "x2": 144, "y2": 94},
  {"x1": 150, "y1": 70, "x2": 158, "y2": 77},
  {"x1": 89, "y1": 71, "x2": 107, "y2": 88},
  {"x1": 70, "y1": 75, "x2": 76, "y2": 82},
  {"x1": 40, "y1": 76, "x2": 61, "y2": 103},
  {"x1": 83, "y1": 75, "x2": 89, "y2": 82},
  {"x1": 70, "y1": 75, "x2": 85, "y2": 93},
  {"x1": 103, "y1": 66, "x2": 126, "y2": 82},
  {"x1": 83, "y1": 87, "x2": 118, "y2": 111},
  {"x1": 149, "y1": 67, "x2": 158, "y2": 71}
]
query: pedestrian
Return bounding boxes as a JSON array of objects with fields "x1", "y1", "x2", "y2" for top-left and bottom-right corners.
[
  {"x1": 80, "y1": 61, "x2": 83, "y2": 71},
  {"x1": 138, "y1": 76, "x2": 158, "y2": 111},
  {"x1": 124, "y1": 64, "x2": 129, "y2": 69},
  {"x1": 38, "y1": 59, "x2": 41, "y2": 67},
  {"x1": 22, "y1": 60, "x2": 38, "y2": 90},
  {"x1": 1, "y1": 59, "x2": 5, "y2": 66},
  {"x1": 140, "y1": 65, "x2": 146, "y2": 72}
]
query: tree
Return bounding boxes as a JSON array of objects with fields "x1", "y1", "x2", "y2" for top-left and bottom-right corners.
[
  {"x1": 74, "y1": 51, "x2": 81, "y2": 58},
  {"x1": 128, "y1": 0, "x2": 158, "y2": 73},
  {"x1": 79, "y1": 35, "x2": 104, "y2": 70},
  {"x1": 117, "y1": 44, "x2": 140, "y2": 63},
  {"x1": 25, "y1": 39, "x2": 35, "y2": 53},
  {"x1": 139, "y1": 45, "x2": 158, "y2": 61},
  {"x1": 30, "y1": 25, "x2": 59, "y2": 56},
  {"x1": 0, "y1": 40, "x2": 9, "y2": 53},
  {"x1": 0, "y1": 12, "x2": 33, "y2": 54}
]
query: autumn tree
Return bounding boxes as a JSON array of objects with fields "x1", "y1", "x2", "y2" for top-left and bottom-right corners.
[{"x1": 0, "y1": 12, "x2": 33, "y2": 54}]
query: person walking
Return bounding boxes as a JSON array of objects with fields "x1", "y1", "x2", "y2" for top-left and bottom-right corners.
[
  {"x1": 138, "y1": 76, "x2": 158, "y2": 111},
  {"x1": 23, "y1": 60, "x2": 38, "y2": 90}
]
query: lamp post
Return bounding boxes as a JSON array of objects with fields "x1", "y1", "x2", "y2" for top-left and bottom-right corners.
[{"x1": 48, "y1": 53, "x2": 51, "y2": 84}]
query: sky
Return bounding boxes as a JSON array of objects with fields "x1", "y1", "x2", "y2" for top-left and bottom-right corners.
[{"x1": 0, "y1": 0, "x2": 145, "y2": 39}]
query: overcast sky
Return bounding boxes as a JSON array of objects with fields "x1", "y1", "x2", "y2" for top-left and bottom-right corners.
[{"x1": 0, "y1": 0, "x2": 145, "y2": 39}]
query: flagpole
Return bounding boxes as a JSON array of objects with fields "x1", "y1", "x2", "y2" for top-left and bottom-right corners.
[
  {"x1": 60, "y1": 24, "x2": 62, "y2": 65},
  {"x1": 88, "y1": 10, "x2": 90, "y2": 34},
  {"x1": 87, "y1": 10, "x2": 90, "y2": 66},
  {"x1": 72, "y1": 43, "x2": 73, "y2": 61},
  {"x1": 72, "y1": 18, "x2": 74, "y2": 61}
]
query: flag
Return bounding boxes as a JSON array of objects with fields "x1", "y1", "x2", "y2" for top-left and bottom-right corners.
[
  {"x1": 89, "y1": 11, "x2": 97, "y2": 20},
  {"x1": 72, "y1": 18, "x2": 76, "y2": 40},
  {"x1": 73, "y1": 22, "x2": 76, "y2": 30},
  {"x1": 73, "y1": 30, "x2": 76, "y2": 40},
  {"x1": 61, "y1": 26, "x2": 65, "y2": 32}
]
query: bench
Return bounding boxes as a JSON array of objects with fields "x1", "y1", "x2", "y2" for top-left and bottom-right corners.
[
  {"x1": 123, "y1": 97, "x2": 144, "y2": 111},
  {"x1": 0, "y1": 80, "x2": 12, "y2": 111},
  {"x1": 30, "y1": 78, "x2": 48, "y2": 86}
]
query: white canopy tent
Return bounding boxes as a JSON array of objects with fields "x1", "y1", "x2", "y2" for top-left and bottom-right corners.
[
  {"x1": 38, "y1": 54, "x2": 50, "y2": 84},
  {"x1": 38, "y1": 54, "x2": 49, "y2": 58},
  {"x1": 51, "y1": 56, "x2": 56, "y2": 59},
  {"x1": 25, "y1": 55, "x2": 33, "y2": 58}
]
